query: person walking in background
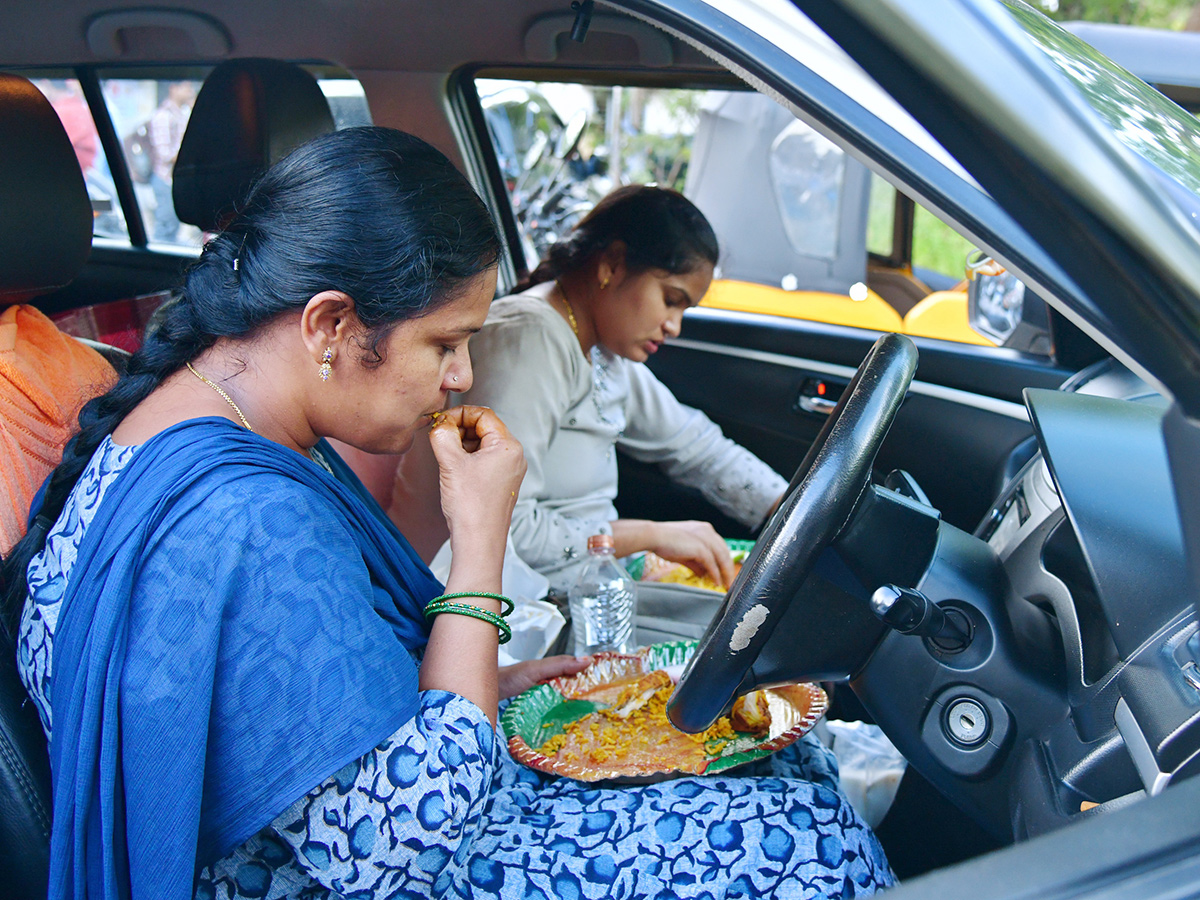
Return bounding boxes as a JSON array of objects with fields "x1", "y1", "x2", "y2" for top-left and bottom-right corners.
[{"x1": 147, "y1": 81, "x2": 195, "y2": 242}]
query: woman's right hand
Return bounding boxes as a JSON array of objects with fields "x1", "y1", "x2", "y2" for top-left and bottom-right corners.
[
  {"x1": 613, "y1": 518, "x2": 736, "y2": 589},
  {"x1": 429, "y1": 405, "x2": 526, "y2": 567},
  {"x1": 422, "y1": 406, "x2": 525, "y2": 724}
]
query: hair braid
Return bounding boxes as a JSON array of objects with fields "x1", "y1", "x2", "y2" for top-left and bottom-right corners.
[{"x1": 0, "y1": 291, "x2": 218, "y2": 632}]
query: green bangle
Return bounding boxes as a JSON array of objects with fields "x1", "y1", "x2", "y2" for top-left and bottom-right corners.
[
  {"x1": 424, "y1": 600, "x2": 513, "y2": 644},
  {"x1": 429, "y1": 591, "x2": 514, "y2": 617}
]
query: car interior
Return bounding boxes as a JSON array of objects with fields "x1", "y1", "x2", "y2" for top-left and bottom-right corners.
[
  {"x1": 0, "y1": 71, "x2": 90, "y2": 900},
  {"x1": 2, "y1": 1, "x2": 1199, "y2": 897}
]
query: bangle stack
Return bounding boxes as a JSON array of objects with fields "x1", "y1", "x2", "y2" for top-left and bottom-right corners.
[{"x1": 424, "y1": 591, "x2": 514, "y2": 644}]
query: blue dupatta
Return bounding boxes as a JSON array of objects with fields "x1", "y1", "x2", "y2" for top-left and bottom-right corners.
[{"x1": 42, "y1": 419, "x2": 442, "y2": 900}]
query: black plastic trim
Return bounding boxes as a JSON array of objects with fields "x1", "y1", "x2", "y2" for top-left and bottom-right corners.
[
  {"x1": 883, "y1": 773, "x2": 1200, "y2": 900},
  {"x1": 672, "y1": 308, "x2": 1070, "y2": 404}
]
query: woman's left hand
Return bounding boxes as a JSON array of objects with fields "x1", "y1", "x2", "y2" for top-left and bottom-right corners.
[{"x1": 499, "y1": 654, "x2": 594, "y2": 700}]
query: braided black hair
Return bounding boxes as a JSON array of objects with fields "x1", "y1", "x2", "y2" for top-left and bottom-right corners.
[
  {"x1": 523, "y1": 184, "x2": 718, "y2": 289},
  {"x1": 1, "y1": 126, "x2": 499, "y2": 631}
]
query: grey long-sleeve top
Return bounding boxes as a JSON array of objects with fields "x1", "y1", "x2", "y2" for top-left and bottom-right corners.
[{"x1": 457, "y1": 291, "x2": 787, "y2": 593}]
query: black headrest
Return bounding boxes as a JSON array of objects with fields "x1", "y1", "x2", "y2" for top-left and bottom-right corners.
[
  {"x1": 173, "y1": 58, "x2": 335, "y2": 233},
  {"x1": 0, "y1": 74, "x2": 92, "y2": 303}
]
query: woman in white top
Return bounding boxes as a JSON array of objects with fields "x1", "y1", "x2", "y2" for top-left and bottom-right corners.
[{"x1": 459, "y1": 185, "x2": 786, "y2": 594}]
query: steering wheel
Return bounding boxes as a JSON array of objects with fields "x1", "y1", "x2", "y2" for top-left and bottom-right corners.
[{"x1": 668, "y1": 332, "x2": 919, "y2": 732}]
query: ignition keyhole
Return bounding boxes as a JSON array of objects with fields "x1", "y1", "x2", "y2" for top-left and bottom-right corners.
[{"x1": 945, "y1": 698, "x2": 989, "y2": 746}]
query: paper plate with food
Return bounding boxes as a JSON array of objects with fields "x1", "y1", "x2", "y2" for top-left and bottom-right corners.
[
  {"x1": 625, "y1": 539, "x2": 754, "y2": 593},
  {"x1": 501, "y1": 640, "x2": 827, "y2": 783}
]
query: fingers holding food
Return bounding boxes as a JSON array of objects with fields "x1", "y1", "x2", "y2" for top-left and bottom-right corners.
[
  {"x1": 646, "y1": 520, "x2": 736, "y2": 589},
  {"x1": 430, "y1": 405, "x2": 527, "y2": 554}
]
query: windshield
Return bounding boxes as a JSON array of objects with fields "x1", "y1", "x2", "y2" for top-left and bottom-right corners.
[{"x1": 1007, "y1": 2, "x2": 1200, "y2": 198}]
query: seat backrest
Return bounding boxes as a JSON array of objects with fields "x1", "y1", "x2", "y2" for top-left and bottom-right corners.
[
  {"x1": 0, "y1": 630, "x2": 52, "y2": 900},
  {"x1": 173, "y1": 58, "x2": 335, "y2": 232},
  {"x1": 0, "y1": 72, "x2": 95, "y2": 900},
  {"x1": 0, "y1": 75, "x2": 92, "y2": 307}
]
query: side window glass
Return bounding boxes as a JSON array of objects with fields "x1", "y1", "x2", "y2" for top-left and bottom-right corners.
[
  {"x1": 471, "y1": 77, "x2": 1036, "y2": 352},
  {"x1": 32, "y1": 78, "x2": 130, "y2": 244},
  {"x1": 911, "y1": 206, "x2": 978, "y2": 289},
  {"x1": 100, "y1": 77, "x2": 204, "y2": 249},
  {"x1": 97, "y1": 71, "x2": 368, "y2": 252},
  {"x1": 479, "y1": 80, "x2": 602, "y2": 269},
  {"x1": 866, "y1": 175, "x2": 896, "y2": 258}
]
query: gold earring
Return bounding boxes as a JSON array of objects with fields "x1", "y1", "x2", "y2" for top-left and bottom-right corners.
[
  {"x1": 600, "y1": 275, "x2": 611, "y2": 290},
  {"x1": 318, "y1": 348, "x2": 333, "y2": 382}
]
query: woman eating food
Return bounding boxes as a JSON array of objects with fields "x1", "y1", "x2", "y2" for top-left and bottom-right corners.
[{"x1": 4, "y1": 128, "x2": 890, "y2": 899}]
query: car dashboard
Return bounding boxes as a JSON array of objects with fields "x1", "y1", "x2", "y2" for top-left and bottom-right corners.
[{"x1": 838, "y1": 356, "x2": 1200, "y2": 842}]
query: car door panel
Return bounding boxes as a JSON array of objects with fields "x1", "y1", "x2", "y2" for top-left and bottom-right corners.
[{"x1": 617, "y1": 310, "x2": 1069, "y2": 533}]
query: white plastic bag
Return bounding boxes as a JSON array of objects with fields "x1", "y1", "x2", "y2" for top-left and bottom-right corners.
[
  {"x1": 429, "y1": 537, "x2": 566, "y2": 665},
  {"x1": 825, "y1": 719, "x2": 907, "y2": 828}
]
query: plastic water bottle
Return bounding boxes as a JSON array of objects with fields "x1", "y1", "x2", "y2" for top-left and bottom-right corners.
[{"x1": 568, "y1": 534, "x2": 638, "y2": 655}]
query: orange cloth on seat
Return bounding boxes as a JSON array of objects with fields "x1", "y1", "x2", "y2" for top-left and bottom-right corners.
[{"x1": 0, "y1": 305, "x2": 117, "y2": 554}]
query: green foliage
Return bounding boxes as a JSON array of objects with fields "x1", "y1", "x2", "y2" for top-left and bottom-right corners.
[
  {"x1": 912, "y1": 206, "x2": 978, "y2": 281},
  {"x1": 867, "y1": 174, "x2": 980, "y2": 280},
  {"x1": 1036, "y1": 0, "x2": 1196, "y2": 29},
  {"x1": 615, "y1": 89, "x2": 702, "y2": 189},
  {"x1": 866, "y1": 176, "x2": 897, "y2": 258}
]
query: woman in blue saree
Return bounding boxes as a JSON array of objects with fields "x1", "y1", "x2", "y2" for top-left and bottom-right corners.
[{"x1": 2, "y1": 127, "x2": 892, "y2": 899}]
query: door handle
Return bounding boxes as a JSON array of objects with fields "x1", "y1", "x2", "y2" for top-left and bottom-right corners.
[
  {"x1": 797, "y1": 395, "x2": 837, "y2": 415},
  {"x1": 795, "y1": 375, "x2": 849, "y2": 417}
]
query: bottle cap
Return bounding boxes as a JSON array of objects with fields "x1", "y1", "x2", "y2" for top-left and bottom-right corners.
[{"x1": 587, "y1": 534, "x2": 615, "y2": 551}]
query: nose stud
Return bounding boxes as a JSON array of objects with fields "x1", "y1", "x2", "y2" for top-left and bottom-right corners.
[{"x1": 451, "y1": 374, "x2": 459, "y2": 384}]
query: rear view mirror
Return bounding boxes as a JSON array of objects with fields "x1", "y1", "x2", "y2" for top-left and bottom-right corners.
[{"x1": 966, "y1": 251, "x2": 1051, "y2": 355}]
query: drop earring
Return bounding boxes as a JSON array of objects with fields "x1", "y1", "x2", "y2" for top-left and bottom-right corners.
[{"x1": 318, "y1": 348, "x2": 333, "y2": 382}]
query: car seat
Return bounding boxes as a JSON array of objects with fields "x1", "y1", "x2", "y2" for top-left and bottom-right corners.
[
  {"x1": 0, "y1": 76, "x2": 123, "y2": 559},
  {"x1": 172, "y1": 57, "x2": 335, "y2": 233},
  {"x1": 0, "y1": 71, "x2": 112, "y2": 900}
]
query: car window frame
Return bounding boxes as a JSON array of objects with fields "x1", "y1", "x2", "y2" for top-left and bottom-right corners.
[
  {"x1": 597, "y1": 0, "x2": 1120, "y2": 377},
  {"x1": 452, "y1": 60, "x2": 1083, "y2": 366},
  {"x1": 5, "y1": 64, "x2": 221, "y2": 253}
]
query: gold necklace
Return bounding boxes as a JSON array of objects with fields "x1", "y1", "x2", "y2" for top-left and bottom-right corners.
[
  {"x1": 186, "y1": 362, "x2": 253, "y2": 432},
  {"x1": 554, "y1": 279, "x2": 580, "y2": 338}
]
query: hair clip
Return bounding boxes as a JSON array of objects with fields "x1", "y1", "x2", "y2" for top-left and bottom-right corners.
[{"x1": 232, "y1": 234, "x2": 247, "y2": 273}]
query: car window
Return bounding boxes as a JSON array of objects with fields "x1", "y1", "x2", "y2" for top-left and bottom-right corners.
[
  {"x1": 30, "y1": 77, "x2": 130, "y2": 244},
  {"x1": 100, "y1": 76, "x2": 205, "y2": 249},
  {"x1": 912, "y1": 205, "x2": 978, "y2": 288},
  {"x1": 472, "y1": 76, "x2": 1013, "y2": 351},
  {"x1": 1009, "y1": 3, "x2": 1200, "y2": 197},
  {"x1": 23, "y1": 67, "x2": 376, "y2": 257},
  {"x1": 865, "y1": 175, "x2": 896, "y2": 259},
  {"x1": 95, "y1": 73, "x2": 370, "y2": 252}
]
